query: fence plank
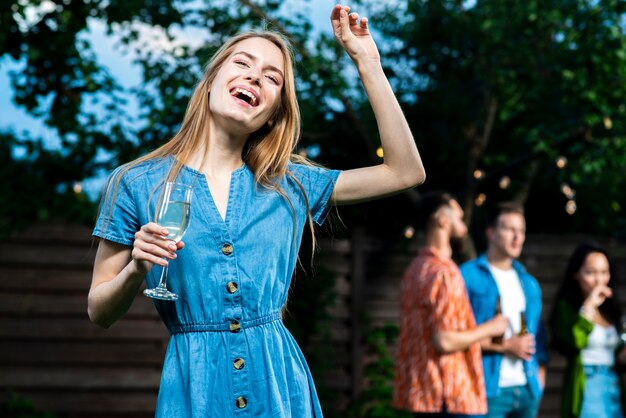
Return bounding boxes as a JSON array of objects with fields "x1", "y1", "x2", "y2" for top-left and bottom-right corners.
[{"x1": 4, "y1": 222, "x2": 626, "y2": 418}]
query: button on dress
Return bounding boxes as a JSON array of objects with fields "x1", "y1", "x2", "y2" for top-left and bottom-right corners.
[{"x1": 93, "y1": 156, "x2": 340, "y2": 417}]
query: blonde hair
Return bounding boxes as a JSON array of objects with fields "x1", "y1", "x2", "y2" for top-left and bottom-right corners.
[{"x1": 99, "y1": 30, "x2": 320, "y2": 252}]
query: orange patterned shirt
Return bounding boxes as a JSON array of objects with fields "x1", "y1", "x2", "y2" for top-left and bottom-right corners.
[{"x1": 392, "y1": 247, "x2": 487, "y2": 414}]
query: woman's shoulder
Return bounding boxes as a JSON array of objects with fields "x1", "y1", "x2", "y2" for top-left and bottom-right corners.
[
  {"x1": 287, "y1": 160, "x2": 339, "y2": 183},
  {"x1": 111, "y1": 156, "x2": 172, "y2": 186}
]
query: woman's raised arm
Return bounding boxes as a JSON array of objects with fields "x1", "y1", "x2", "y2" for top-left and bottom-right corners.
[{"x1": 329, "y1": 4, "x2": 425, "y2": 205}]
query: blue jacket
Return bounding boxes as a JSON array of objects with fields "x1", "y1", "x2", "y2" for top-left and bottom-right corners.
[{"x1": 460, "y1": 255, "x2": 548, "y2": 400}]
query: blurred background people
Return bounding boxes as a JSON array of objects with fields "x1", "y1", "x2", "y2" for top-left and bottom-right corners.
[
  {"x1": 393, "y1": 192, "x2": 508, "y2": 418},
  {"x1": 461, "y1": 202, "x2": 547, "y2": 418},
  {"x1": 550, "y1": 242, "x2": 626, "y2": 418}
]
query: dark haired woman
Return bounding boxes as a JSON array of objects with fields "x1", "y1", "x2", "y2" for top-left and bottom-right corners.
[{"x1": 550, "y1": 242, "x2": 626, "y2": 418}]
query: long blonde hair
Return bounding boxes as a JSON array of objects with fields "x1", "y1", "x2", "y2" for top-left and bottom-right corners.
[{"x1": 99, "y1": 30, "x2": 319, "y2": 251}]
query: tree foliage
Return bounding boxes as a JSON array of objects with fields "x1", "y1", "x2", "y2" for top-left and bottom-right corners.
[
  {"x1": 2, "y1": 0, "x2": 626, "y2": 240},
  {"x1": 370, "y1": 0, "x2": 626, "y2": 240}
]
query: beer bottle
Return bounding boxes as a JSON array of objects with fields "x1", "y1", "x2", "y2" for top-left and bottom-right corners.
[
  {"x1": 519, "y1": 311, "x2": 528, "y2": 335},
  {"x1": 492, "y1": 298, "x2": 504, "y2": 344}
]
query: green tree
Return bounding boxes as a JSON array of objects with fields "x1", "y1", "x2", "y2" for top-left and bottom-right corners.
[{"x1": 369, "y1": 0, "x2": 626, "y2": 243}]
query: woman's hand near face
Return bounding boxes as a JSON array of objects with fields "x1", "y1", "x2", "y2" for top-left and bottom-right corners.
[
  {"x1": 583, "y1": 284, "x2": 612, "y2": 311},
  {"x1": 330, "y1": 4, "x2": 380, "y2": 65}
]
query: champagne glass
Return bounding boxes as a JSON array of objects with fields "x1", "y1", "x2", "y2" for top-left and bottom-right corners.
[{"x1": 143, "y1": 182, "x2": 192, "y2": 301}]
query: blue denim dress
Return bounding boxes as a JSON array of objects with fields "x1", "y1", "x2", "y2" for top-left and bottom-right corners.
[{"x1": 93, "y1": 156, "x2": 340, "y2": 417}]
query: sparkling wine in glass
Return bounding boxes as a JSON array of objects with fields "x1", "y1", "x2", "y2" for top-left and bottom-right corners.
[{"x1": 143, "y1": 182, "x2": 192, "y2": 301}]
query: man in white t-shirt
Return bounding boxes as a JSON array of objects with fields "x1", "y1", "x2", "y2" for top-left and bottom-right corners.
[{"x1": 461, "y1": 203, "x2": 549, "y2": 418}]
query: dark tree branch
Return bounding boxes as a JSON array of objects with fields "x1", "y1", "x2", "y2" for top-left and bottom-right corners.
[{"x1": 461, "y1": 93, "x2": 498, "y2": 223}]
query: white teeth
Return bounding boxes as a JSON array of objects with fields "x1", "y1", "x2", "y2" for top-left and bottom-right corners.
[{"x1": 231, "y1": 87, "x2": 257, "y2": 106}]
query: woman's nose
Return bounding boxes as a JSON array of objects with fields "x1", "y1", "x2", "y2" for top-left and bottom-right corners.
[{"x1": 246, "y1": 73, "x2": 261, "y2": 86}]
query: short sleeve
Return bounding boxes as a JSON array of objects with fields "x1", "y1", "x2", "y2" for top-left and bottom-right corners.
[
  {"x1": 92, "y1": 169, "x2": 140, "y2": 246},
  {"x1": 430, "y1": 268, "x2": 457, "y2": 332},
  {"x1": 289, "y1": 163, "x2": 341, "y2": 226}
]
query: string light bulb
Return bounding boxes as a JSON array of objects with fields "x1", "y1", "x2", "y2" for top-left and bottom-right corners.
[
  {"x1": 73, "y1": 182, "x2": 83, "y2": 194},
  {"x1": 404, "y1": 226, "x2": 415, "y2": 239},
  {"x1": 376, "y1": 147, "x2": 384, "y2": 158},
  {"x1": 556, "y1": 156, "x2": 568, "y2": 169},
  {"x1": 604, "y1": 116, "x2": 613, "y2": 130},
  {"x1": 475, "y1": 193, "x2": 486, "y2": 207},
  {"x1": 566, "y1": 200, "x2": 577, "y2": 215},
  {"x1": 499, "y1": 176, "x2": 511, "y2": 189},
  {"x1": 560, "y1": 183, "x2": 575, "y2": 199},
  {"x1": 473, "y1": 169, "x2": 483, "y2": 179}
]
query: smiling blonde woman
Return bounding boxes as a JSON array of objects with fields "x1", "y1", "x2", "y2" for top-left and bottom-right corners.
[{"x1": 87, "y1": 4, "x2": 425, "y2": 417}]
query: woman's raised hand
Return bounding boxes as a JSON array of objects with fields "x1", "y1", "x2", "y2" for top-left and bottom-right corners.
[{"x1": 330, "y1": 4, "x2": 380, "y2": 64}]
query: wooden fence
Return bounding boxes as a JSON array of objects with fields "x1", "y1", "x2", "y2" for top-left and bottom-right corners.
[{"x1": 1, "y1": 222, "x2": 626, "y2": 417}]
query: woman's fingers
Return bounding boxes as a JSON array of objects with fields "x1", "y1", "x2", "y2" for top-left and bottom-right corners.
[
  {"x1": 132, "y1": 222, "x2": 178, "y2": 268},
  {"x1": 349, "y1": 12, "x2": 359, "y2": 25},
  {"x1": 360, "y1": 16, "x2": 368, "y2": 29},
  {"x1": 141, "y1": 222, "x2": 169, "y2": 237},
  {"x1": 132, "y1": 247, "x2": 169, "y2": 268},
  {"x1": 134, "y1": 239, "x2": 176, "y2": 260}
]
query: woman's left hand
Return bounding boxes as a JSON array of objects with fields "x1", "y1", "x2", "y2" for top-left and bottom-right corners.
[{"x1": 330, "y1": 4, "x2": 380, "y2": 64}]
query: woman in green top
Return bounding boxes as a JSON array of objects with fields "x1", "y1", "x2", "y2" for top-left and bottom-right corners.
[{"x1": 550, "y1": 242, "x2": 626, "y2": 418}]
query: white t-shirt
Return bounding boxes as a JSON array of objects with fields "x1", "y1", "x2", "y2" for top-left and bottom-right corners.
[
  {"x1": 581, "y1": 324, "x2": 619, "y2": 366},
  {"x1": 489, "y1": 264, "x2": 528, "y2": 388}
]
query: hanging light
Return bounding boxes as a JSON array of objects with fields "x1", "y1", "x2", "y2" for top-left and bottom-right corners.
[
  {"x1": 556, "y1": 156, "x2": 568, "y2": 169},
  {"x1": 404, "y1": 226, "x2": 415, "y2": 239},
  {"x1": 566, "y1": 200, "x2": 577, "y2": 215},
  {"x1": 560, "y1": 183, "x2": 575, "y2": 199},
  {"x1": 499, "y1": 176, "x2": 511, "y2": 189},
  {"x1": 473, "y1": 169, "x2": 483, "y2": 179},
  {"x1": 376, "y1": 147, "x2": 384, "y2": 158},
  {"x1": 475, "y1": 193, "x2": 487, "y2": 207},
  {"x1": 73, "y1": 182, "x2": 83, "y2": 194}
]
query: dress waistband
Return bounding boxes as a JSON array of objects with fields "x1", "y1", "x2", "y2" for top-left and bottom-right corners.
[
  {"x1": 582, "y1": 364, "x2": 616, "y2": 374},
  {"x1": 168, "y1": 311, "x2": 282, "y2": 334}
]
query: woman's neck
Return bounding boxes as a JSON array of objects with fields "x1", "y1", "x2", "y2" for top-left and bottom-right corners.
[{"x1": 187, "y1": 123, "x2": 248, "y2": 177}]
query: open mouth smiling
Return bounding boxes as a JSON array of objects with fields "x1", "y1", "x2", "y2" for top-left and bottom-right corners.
[{"x1": 230, "y1": 87, "x2": 259, "y2": 107}]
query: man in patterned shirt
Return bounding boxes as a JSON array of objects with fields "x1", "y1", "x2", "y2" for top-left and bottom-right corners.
[{"x1": 393, "y1": 192, "x2": 508, "y2": 417}]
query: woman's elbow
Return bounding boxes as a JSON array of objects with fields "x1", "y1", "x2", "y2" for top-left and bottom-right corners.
[
  {"x1": 413, "y1": 169, "x2": 426, "y2": 187},
  {"x1": 87, "y1": 294, "x2": 113, "y2": 329},
  {"x1": 401, "y1": 167, "x2": 426, "y2": 190}
]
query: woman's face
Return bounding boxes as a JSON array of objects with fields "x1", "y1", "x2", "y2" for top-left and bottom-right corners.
[
  {"x1": 209, "y1": 37, "x2": 286, "y2": 136},
  {"x1": 576, "y1": 251, "x2": 611, "y2": 297}
]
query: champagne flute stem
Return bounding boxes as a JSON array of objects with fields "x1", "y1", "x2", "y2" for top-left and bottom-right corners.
[{"x1": 156, "y1": 261, "x2": 169, "y2": 289}]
